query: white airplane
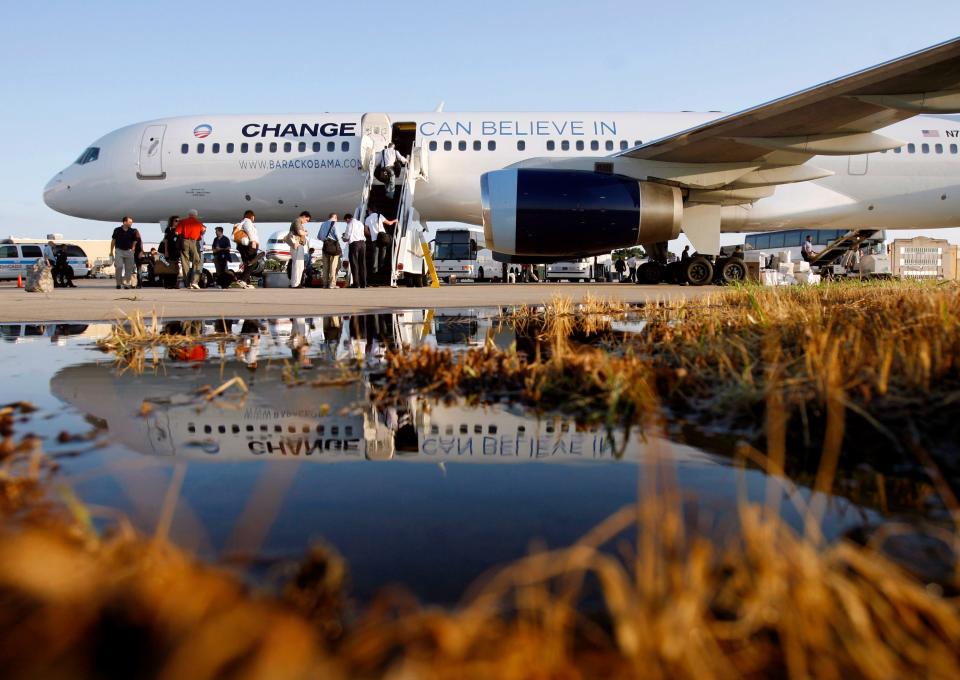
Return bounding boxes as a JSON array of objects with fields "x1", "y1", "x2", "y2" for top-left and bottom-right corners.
[{"x1": 44, "y1": 37, "x2": 960, "y2": 284}]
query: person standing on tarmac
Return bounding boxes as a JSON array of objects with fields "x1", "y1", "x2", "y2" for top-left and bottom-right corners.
[
  {"x1": 211, "y1": 226, "x2": 232, "y2": 286},
  {"x1": 626, "y1": 254, "x2": 638, "y2": 283},
  {"x1": 317, "y1": 213, "x2": 341, "y2": 289},
  {"x1": 288, "y1": 211, "x2": 311, "y2": 288},
  {"x1": 614, "y1": 256, "x2": 626, "y2": 282},
  {"x1": 342, "y1": 213, "x2": 367, "y2": 288},
  {"x1": 110, "y1": 216, "x2": 141, "y2": 289},
  {"x1": 233, "y1": 210, "x2": 259, "y2": 288},
  {"x1": 176, "y1": 209, "x2": 206, "y2": 289}
]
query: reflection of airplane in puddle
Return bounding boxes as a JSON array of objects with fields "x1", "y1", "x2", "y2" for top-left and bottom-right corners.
[{"x1": 50, "y1": 358, "x2": 713, "y2": 466}]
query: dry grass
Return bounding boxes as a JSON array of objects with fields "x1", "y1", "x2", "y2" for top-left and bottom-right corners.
[
  {"x1": 97, "y1": 311, "x2": 236, "y2": 373},
  {"x1": 385, "y1": 281, "x2": 960, "y2": 463}
]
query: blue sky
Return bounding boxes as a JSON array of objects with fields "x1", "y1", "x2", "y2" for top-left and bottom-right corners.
[{"x1": 1, "y1": 0, "x2": 959, "y2": 243}]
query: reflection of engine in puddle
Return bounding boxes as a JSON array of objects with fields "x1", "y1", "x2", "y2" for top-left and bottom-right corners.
[{"x1": 50, "y1": 359, "x2": 692, "y2": 464}]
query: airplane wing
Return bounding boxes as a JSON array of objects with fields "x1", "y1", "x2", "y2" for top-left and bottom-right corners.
[{"x1": 620, "y1": 36, "x2": 960, "y2": 165}]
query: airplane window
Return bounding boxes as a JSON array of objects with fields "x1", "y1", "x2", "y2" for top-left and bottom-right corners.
[
  {"x1": 226, "y1": 143, "x2": 234, "y2": 153},
  {"x1": 894, "y1": 147, "x2": 901, "y2": 153},
  {"x1": 197, "y1": 143, "x2": 205, "y2": 154},
  {"x1": 241, "y1": 143, "x2": 249, "y2": 153},
  {"x1": 429, "y1": 141, "x2": 437, "y2": 151},
  {"x1": 283, "y1": 142, "x2": 292, "y2": 152},
  {"x1": 327, "y1": 141, "x2": 335, "y2": 152},
  {"x1": 298, "y1": 142, "x2": 306, "y2": 152},
  {"x1": 269, "y1": 142, "x2": 278, "y2": 152},
  {"x1": 575, "y1": 140, "x2": 584, "y2": 151},
  {"x1": 546, "y1": 140, "x2": 555, "y2": 151},
  {"x1": 605, "y1": 140, "x2": 614, "y2": 151},
  {"x1": 212, "y1": 143, "x2": 220, "y2": 153},
  {"x1": 590, "y1": 140, "x2": 599, "y2": 151},
  {"x1": 619, "y1": 140, "x2": 628, "y2": 150},
  {"x1": 488, "y1": 140, "x2": 496, "y2": 151},
  {"x1": 517, "y1": 140, "x2": 525, "y2": 151},
  {"x1": 473, "y1": 140, "x2": 481, "y2": 151},
  {"x1": 907, "y1": 143, "x2": 915, "y2": 153},
  {"x1": 561, "y1": 140, "x2": 570, "y2": 151},
  {"x1": 255, "y1": 143, "x2": 263, "y2": 153},
  {"x1": 342, "y1": 141, "x2": 350, "y2": 152},
  {"x1": 181, "y1": 144, "x2": 189, "y2": 154},
  {"x1": 444, "y1": 141, "x2": 452, "y2": 151},
  {"x1": 458, "y1": 140, "x2": 467, "y2": 151},
  {"x1": 935, "y1": 143, "x2": 943, "y2": 153},
  {"x1": 922, "y1": 143, "x2": 930, "y2": 154},
  {"x1": 952, "y1": 144, "x2": 959, "y2": 154},
  {"x1": 312, "y1": 142, "x2": 320, "y2": 152},
  {"x1": 634, "y1": 140, "x2": 642, "y2": 146}
]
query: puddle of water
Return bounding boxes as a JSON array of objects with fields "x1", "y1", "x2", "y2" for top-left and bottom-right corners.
[{"x1": 0, "y1": 312, "x2": 947, "y2": 603}]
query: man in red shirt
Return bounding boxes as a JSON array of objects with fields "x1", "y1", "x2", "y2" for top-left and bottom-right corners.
[{"x1": 176, "y1": 209, "x2": 206, "y2": 289}]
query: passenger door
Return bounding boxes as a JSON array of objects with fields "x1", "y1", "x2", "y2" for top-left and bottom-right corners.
[
  {"x1": 359, "y1": 113, "x2": 391, "y2": 170},
  {"x1": 138, "y1": 124, "x2": 167, "y2": 179}
]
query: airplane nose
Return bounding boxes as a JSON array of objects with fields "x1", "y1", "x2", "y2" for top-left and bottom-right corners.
[{"x1": 43, "y1": 172, "x2": 69, "y2": 213}]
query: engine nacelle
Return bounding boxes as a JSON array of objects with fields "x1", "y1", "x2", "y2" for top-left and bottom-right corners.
[{"x1": 481, "y1": 169, "x2": 682, "y2": 257}]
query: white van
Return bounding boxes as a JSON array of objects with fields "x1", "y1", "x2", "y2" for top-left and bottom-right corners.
[{"x1": 0, "y1": 241, "x2": 91, "y2": 279}]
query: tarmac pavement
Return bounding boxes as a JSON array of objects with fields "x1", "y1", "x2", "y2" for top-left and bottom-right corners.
[{"x1": 0, "y1": 279, "x2": 712, "y2": 322}]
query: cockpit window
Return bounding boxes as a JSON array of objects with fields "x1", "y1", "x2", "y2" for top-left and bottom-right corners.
[{"x1": 74, "y1": 147, "x2": 100, "y2": 165}]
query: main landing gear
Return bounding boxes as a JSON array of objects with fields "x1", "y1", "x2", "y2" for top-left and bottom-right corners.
[{"x1": 636, "y1": 242, "x2": 746, "y2": 286}]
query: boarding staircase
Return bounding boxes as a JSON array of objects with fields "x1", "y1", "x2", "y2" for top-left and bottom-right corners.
[
  {"x1": 390, "y1": 146, "x2": 434, "y2": 286},
  {"x1": 353, "y1": 136, "x2": 433, "y2": 286},
  {"x1": 809, "y1": 229, "x2": 880, "y2": 268}
]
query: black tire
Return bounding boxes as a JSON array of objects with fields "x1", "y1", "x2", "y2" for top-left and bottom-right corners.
[
  {"x1": 638, "y1": 261, "x2": 664, "y2": 284},
  {"x1": 719, "y1": 258, "x2": 746, "y2": 284},
  {"x1": 684, "y1": 257, "x2": 714, "y2": 286}
]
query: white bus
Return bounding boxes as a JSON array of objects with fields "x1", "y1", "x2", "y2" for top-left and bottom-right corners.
[{"x1": 431, "y1": 227, "x2": 498, "y2": 282}]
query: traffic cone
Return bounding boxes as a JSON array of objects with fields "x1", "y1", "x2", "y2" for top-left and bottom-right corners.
[{"x1": 16, "y1": 275, "x2": 23, "y2": 288}]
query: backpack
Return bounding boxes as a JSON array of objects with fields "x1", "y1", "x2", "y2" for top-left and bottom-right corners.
[{"x1": 233, "y1": 224, "x2": 250, "y2": 246}]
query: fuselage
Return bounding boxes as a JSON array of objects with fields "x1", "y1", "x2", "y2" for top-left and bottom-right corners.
[{"x1": 44, "y1": 112, "x2": 960, "y2": 232}]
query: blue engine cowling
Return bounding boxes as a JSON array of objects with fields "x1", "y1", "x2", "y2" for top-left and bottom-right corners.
[{"x1": 481, "y1": 168, "x2": 682, "y2": 258}]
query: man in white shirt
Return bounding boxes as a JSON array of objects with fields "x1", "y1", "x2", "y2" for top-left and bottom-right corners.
[
  {"x1": 316, "y1": 213, "x2": 340, "y2": 288},
  {"x1": 364, "y1": 209, "x2": 399, "y2": 283},
  {"x1": 341, "y1": 213, "x2": 368, "y2": 288},
  {"x1": 234, "y1": 210, "x2": 260, "y2": 287},
  {"x1": 801, "y1": 235, "x2": 815, "y2": 262},
  {"x1": 626, "y1": 255, "x2": 638, "y2": 282},
  {"x1": 377, "y1": 143, "x2": 407, "y2": 198}
]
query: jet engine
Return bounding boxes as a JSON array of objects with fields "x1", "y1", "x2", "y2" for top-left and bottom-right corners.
[{"x1": 481, "y1": 168, "x2": 682, "y2": 257}]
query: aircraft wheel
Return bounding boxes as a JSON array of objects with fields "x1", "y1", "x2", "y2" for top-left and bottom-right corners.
[
  {"x1": 719, "y1": 258, "x2": 746, "y2": 284},
  {"x1": 684, "y1": 257, "x2": 714, "y2": 286},
  {"x1": 638, "y1": 261, "x2": 664, "y2": 284}
]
